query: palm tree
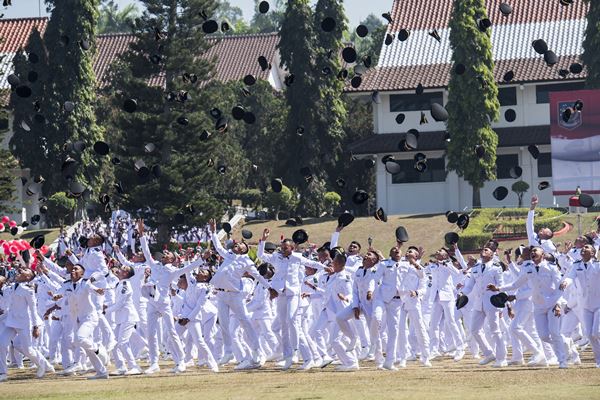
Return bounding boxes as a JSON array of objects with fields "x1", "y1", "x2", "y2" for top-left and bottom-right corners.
[{"x1": 98, "y1": 0, "x2": 139, "y2": 34}]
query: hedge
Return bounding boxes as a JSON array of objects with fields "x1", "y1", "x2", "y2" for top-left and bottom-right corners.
[{"x1": 458, "y1": 208, "x2": 567, "y2": 251}]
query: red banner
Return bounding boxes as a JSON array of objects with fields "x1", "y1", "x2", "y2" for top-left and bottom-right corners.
[{"x1": 550, "y1": 89, "x2": 600, "y2": 195}]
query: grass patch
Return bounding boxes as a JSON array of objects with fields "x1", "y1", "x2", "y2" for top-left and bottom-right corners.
[{"x1": 0, "y1": 228, "x2": 61, "y2": 245}]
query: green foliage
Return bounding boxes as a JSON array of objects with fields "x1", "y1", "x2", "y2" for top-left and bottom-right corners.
[
  {"x1": 98, "y1": 0, "x2": 139, "y2": 34},
  {"x1": 446, "y1": 0, "x2": 500, "y2": 207},
  {"x1": 348, "y1": 14, "x2": 386, "y2": 66},
  {"x1": 239, "y1": 188, "x2": 263, "y2": 209},
  {"x1": 37, "y1": 0, "x2": 109, "y2": 199},
  {"x1": 250, "y1": 0, "x2": 285, "y2": 33},
  {"x1": 0, "y1": 109, "x2": 17, "y2": 211},
  {"x1": 9, "y1": 28, "x2": 51, "y2": 193},
  {"x1": 583, "y1": 0, "x2": 600, "y2": 88},
  {"x1": 458, "y1": 208, "x2": 565, "y2": 250},
  {"x1": 323, "y1": 191, "x2": 341, "y2": 213},
  {"x1": 264, "y1": 185, "x2": 298, "y2": 219},
  {"x1": 511, "y1": 180, "x2": 530, "y2": 207},
  {"x1": 101, "y1": 0, "x2": 231, "y2": 243},
  {"x1": 46, "y1": 192, "x2": 76, "y2": 226}
]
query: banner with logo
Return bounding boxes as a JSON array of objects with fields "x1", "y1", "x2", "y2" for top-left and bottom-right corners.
[{"x1": 550, "y1": 89, "x2": 600, "y2": 195}]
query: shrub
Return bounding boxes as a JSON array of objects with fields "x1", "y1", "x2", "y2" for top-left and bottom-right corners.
[
  {"x1": 46, "y1": 192, "x2": 76, "y2": 227},
  {"x1": 323, "y1": 191, "x2": 341, "y2": 214},
  {"x1": 239, "y1": 189, "x2": 263, "y2": 209}
]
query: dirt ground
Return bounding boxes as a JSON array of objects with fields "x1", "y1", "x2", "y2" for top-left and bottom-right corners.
[{"x1": 1, "y1": 351, "x2": 599, "y2": 400}]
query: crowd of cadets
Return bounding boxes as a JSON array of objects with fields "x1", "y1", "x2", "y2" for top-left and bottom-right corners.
[{"x1": 0, "y1": 195, "x2": 599, "y2": 381}]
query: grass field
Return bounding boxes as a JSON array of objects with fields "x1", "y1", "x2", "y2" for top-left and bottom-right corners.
[
  {"x1": 236, "y1": 212, "x2": 599, "y2": 257},
  {"x1": 1, "y1": 352, "x2": 599, "y2": 400},
  {"x1": 0, "y1": 228, "x2": 61, "y2": 246}
]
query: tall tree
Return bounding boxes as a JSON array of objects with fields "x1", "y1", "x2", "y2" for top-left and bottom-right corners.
[
  {"x1": 0, "y1": 109, "x2": 18, "y2": 211},
  {"x1": 250, "y1": 0, "x2": 285, "y2": 33},
  {"x1": 41, "y1": 0, "x2": 108, "y2": 205},
  {"x1": 102, "y1": 0, "x2": 246, "y2": 243},
  {"x1": 277, "y1": 0, "x2": 320, "y2": 196},
  {"x1": 313, "y1": 0, "x2": 347, "y2": 192},
  {"x1": 446, "y1": 0, "x2": 499, "y2": 207},
  {"x1": 9, "y1": 27, "x2": 51, "y2": 191},
  {"x1": 98, "y1": 0, "x2": 139, "y2": 34},
  {"x1": 582, "y1": 0, "x2": 600, "y2": 88}
]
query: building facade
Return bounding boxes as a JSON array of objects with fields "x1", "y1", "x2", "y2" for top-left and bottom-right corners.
[{"x1": 347, "y1": 0, "x2": 593, "y2": 215}]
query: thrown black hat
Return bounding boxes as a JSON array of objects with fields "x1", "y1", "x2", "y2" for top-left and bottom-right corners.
[
  {"x1": 478, "y1": 18, "x2": 492, "y2": 32},
  {"x1": 490, "y1": 292, "x2": 509, "y2": 308},
  {"x1": 457, "y1": 213, "x2": 470, "y2": 230},
  {"x1": 395, "y1": 113, "x2": 406, "y2": 124},
  {"x1": 321, "y1": 17, "x2": 336, "y2": 32},
  {"x1": 336, "y1": 178, "x2": 346, "y2": 188},
  {"x1": 414, "y1": 160, "x2": 427, "y2": 173},
  {"x1": 232, "y1": 105, "x2": 245, "y2": 120},
  {"x1": 374, "y1": 207, "x2": 387, "y2": 222},
  {"x1": 40, "y1": 205, "x2": 48, "y2": 214},
  {"x1": 123, "y1": 99, "x2": 137, "y2": 113},
  {"x1": 243, "y1": 74, "x2": 256, "y2": 86},
  {"x1": 338, "y1": 211, "x2": 354, "y2": 227},
  {"x1": 544, "y1": 50, "x2": 558, "y2": 66},
  {"x1": 31, "y1": 214, "x2": 41, "y2": 225},
  {"x1": 446, "y1": 211, "x2": 459, "y2": 224},
  {"x1": 285, "y1": 219, "x2": 297, "y2": 227},
  {"x1": 570, "y1": 62, "x2": 583, "y2": 74},
  {"x1": 579, "y1": 193, "x2": 594, "y2": 208},
  {"x1": 342, "y1": 47, "x2": 357, "y2": 64},
  {"x1": 385, "y1": 160, "x2": 401, "y2": 174},
  {"x1": 503, "y1": 70, "x2": 515, "y2": 82},
  {"x1": 493, "y1": 186, "x2": 509, "y2": 201},
  {"x1": 398, "y1": 29, "x2": 410, "y2": 41},
  {"x1": 259, "y1": 1, "x2": 269, "y2": 13},
  {"x1": 384, "y1": 33, "x2": 393, "y2": 46},
  {"x1": 430, "y1": 103, "x2": 448, "y2": 122},
  {"x1": 455, "y1": 64, "x2": 466, "y2": 75},
  {"x1": 93, "y1": 141, "x2": 110, "y2": 155},
  {"x1": 475, "y1": 145, "x2": 485, "y2": 159},
  {"x1": 499, "y1": 3, "x2": 512, "y2": 16},
  {"x1": 7, "y1": 74, "x2": 20, "y2": 86},
  {"x1": 538, "y1": 181, "x2": 550, "y2": 191},
  {"x1": 352, "y1": 190, "x2": 369, "y2": 205},
  {"x1": 509, "y1": 166, "x2": 523, "y2": 179},
  {"x1": 70, "y1": 181, "x2": 86, "y2": 197},
  {"x1": 532, "y1": 39, "x2": 548, "y2": 55},
  {"x1": 395, "y1": 226, "x2": 409, "y2": 242},
  {"x1": 456, "y1": 293, "x2": 469, "y2": 310},
  {"x1": 356, "y1": 24, "x2": 368, "y2": 37},
  {"x1": 202, "y1": 20, "x2": 219, "y2": 34},
  {"x1": 429, "y1": 29, "x2": 441, "y2": 43},
  {"x1": 292, "y1": 229, "x2": 308, "y2": 245},
  {"x1": 505, "y1": 109, "x2": 517, "y2": 122},
  {"x1": 271, "y1": 178, "x2": 283, "y2": 193},
  {"x1": 242, "y1": 229, "x2": 253, "y2": 240},
  {"x1": 528, "y1": 144, "x2": 540, "y2": 159},
  {"x1": 28, "y1": 234, "x2": 44, "y2": 250},
  {"x1": 444, "y1": 232, "x2": 459, "y2": 245},
  {"x1": 222, "y1": 222, "x2": 232, "y2": 233}
]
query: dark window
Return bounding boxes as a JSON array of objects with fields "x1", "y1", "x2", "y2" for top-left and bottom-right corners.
[
  {"x1": 389, "y1": 92, "x2": 444, "y2": 112},
  {"x1": 391, "y1": 157, "x2": 447, "y2": 184},
  {"x1": 536, "y1": 82, "x2": 586, "y2": 104},
  {"x1": 498, "y1": 87, "x2": 517, "y2": 106},
  {"x1": 496, "y1": 154, "x2": 519, "y2": 179},
  {"x1": 537, "y1": 153, "x2": 552, "y2": 178}
]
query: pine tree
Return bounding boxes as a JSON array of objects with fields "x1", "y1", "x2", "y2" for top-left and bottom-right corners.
[
  {"x1": 446, "y1": 0, "x2": 499, "y2": 207},
  {"x1": 313, "y1": 0, "x2": 347, "y2": 190},
  {"x1": 9, "y1": 27, "x2": 50, "y2": 189},
  {"x1": 102, "y1": 0, "x2": 247, "y2": 243},
  {"x1": 0, "y1": 109, "x2": 18, "y2": 211},
  {"x1": 582, "y1": 0, "x2": 600, "y2": 88},
  {"x1": 41, "y1": 0, "x2": 108, "y2": 203}
]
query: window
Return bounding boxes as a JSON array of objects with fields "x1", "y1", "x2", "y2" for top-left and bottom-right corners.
[
  {"x1": 389, "y1": 92, "x2": 444, "y2": 112},
  {"x1": 495, "y1": 154, "x2": 519, "y2": 179},
  {"x1": 498, "y1": 87, "x2": 517, "y2": 106},
  {"x1": 536, "y1": 82, "x2": 585, "y2": 104},
  {"x1": 391, "y1": 157, "x2": 447, "y2": 184},
  {"x1": 537, "y1": 153, "x2": 552, "y2": 178}
]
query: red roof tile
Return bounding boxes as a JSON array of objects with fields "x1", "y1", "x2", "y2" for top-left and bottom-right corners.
[{"x1": 0, "y1": 17, "x2": 47, "y2": 53}]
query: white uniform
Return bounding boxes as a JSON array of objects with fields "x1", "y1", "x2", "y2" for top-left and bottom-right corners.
[{"x1": 105, "y1": 278, "x2": 140, "y2": 372}]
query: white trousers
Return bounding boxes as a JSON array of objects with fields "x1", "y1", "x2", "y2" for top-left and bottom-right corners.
[
  {"x1": 534, "y1": 307, "x2": 567, "y2": 363},
  {"x1": 216, "y1": 291, "x2": 260, "y2": 360},
  {"x1": 74, "y1": 318, "x2": 107, "y2": 375},
  {"x1": 275, "y1": 293, "x2": 300, "y2": 359},
  {"x1": 147, "y1": 301, "x2": 185, "y2": 365},
  {"x1": 0, "y1": 326, "x2": 46, "y2": 375},
  {"x1": 470, "y1": 309, "x2": 507, "y2": 361},
  {"x1": 112, "y1": 322, "x2": 139, "y2": 370},
  {"x1": 429, "y1": 300, "x2": 464, "y2": 352},
  {"x1": 581, "y1": 308, "x2": 600, "y2": 364}
]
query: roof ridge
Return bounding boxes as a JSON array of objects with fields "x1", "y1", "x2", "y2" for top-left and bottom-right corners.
[
  {"x1": 207, "y1": 32, "x2": 278, "y2": 40},
  {"x1": 0, "y1": 16, "x2": 48, "y2": 23}
]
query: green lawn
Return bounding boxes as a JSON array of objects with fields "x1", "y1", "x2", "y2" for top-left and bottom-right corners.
[
  {"x1": 0, "y1": 227, "x2": 61, "y2": 246},
  {"x1": 235, "y1": 211, "x2": 599, "y2": 258}
]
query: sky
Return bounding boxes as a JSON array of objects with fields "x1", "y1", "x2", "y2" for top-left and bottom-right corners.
[{"x1": 2, "y1": 0, "x2": 389, "y2": 27}]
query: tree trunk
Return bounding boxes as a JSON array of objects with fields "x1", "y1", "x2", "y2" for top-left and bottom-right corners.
[
  {"x1": 274, "y1": 208, "x2": 280, "y2": 221},
  {"x1": 518, "y1": 195, "x2": 523, "y2": 208},
  {"x1": 157, "y1": 223, "x2": 170, "y2": 247},
  {"x1": 472, "y1": 185, "x2": 481, "y2": 208}
]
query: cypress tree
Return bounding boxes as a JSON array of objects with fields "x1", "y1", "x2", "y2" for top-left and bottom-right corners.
[
  {"x1": 103, "y1": 0, "x2": 247, "y2": 243},
  {"x1": 446, "y1": 0, "x2": 499, "y2": 207},
  {"x1": 9, "y1": 27, "x2": 50, "y2": 189},
  {"x1": 0, "y1": 109, "x2": 18, "y2": 211},
  {"x1": 42, "y1": 0, "x2": 107, "y2": 204},
  {"x1": 313, "y1": 0, "x2": 347, "y2": 193},
  {"x1": 582, "y1": 0, "x2": 600, "y2": 88}
]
